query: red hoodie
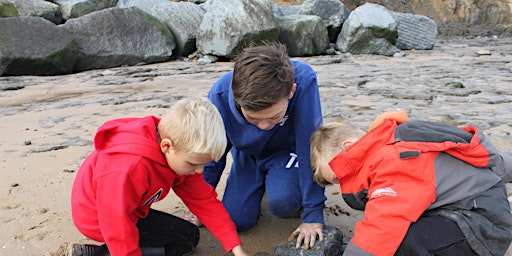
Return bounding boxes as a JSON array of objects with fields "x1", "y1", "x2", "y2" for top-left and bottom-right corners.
[{"x1": 70, "y1": 116, "x2": 241, "y2": 256}]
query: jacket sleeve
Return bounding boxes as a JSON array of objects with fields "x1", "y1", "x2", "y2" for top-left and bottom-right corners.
[
  {"x1": 492, "y1": 151, "x2": 512, "y2": 183},
  {"x1": 348, "y1": 156, "x2": 436, "y2": 256},
  {"x1": 173, "y1": 174, "x2": 242, "y2": 252},
  {"x1": 95, "y1": 171, "x2": 146, "y2": 256},
  {"x1": 293, "y1": 63, "x2": 326, "y2": 224}
]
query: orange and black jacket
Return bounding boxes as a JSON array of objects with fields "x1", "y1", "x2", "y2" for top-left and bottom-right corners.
[{"x1": 330, "y1": 119, "x2": 512, "y2": 256}]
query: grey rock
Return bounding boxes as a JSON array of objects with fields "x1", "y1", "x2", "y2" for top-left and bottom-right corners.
[
  {"x1": 115, "y1": 0, "x2": 171, "y2": 12},
  {"x1": 299, "y1": 0, "x2": 350, "y2": 42},
  {"x1": 55, "y1": 0, "x2": 118, "y2": 20},
  {"x1": 196, "y1": 0, "x2": 280, "y2": 58},
  {"x1": 390, "y1": 11, "x2": 437, "y2": 50},
  {"x1": 275, "y1": 4, "x2": 301, "y2": 16},
  {"x1": 117, "y1": 0, "x2": 198, "y2": 56},
  {"x1": 148, "y1": 2, "x2": 205, "y2": 57},
  {"x1": 0, "y1": 0, "x2": 18, "y2": 17},
  {"x1": 0, "y1": 16, "x2": 77, "y2": 76},
  {"x1": 60, "y1": 7, "x2": 175, "y2": 72},
  {"x1": 6, "y1": 0, "x2": 62, "y2": 24},
  {"x1": 275, "y1": 14, "x2": 329, "y2": 57},
  {"x1": 335, "y1": 3, "x2": 399, "y2": 56},
  {"x1": 299, "y1": 0, "x2": 349, "y2": 28},
  {"x1": 274, "y1": 225, "x2": 344, "y2": 256}
]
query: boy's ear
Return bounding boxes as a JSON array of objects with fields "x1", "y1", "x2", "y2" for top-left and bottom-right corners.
[
  {"x1": 160, "y1": 138, "x2": 173, "y2": 153},
  {"x1": 288, "y1": 83, "x2": 297, "y2": 99},
  {"x1": 341, "y1": 140, "x2": 354, "y2": 151}
]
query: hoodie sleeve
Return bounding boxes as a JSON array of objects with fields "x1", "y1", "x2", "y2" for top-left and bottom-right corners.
[
  {"x1": 293, "y1": 61, "x2": 326, "y2": 224},
  {"x1": 173, "y1": 174, "x2": 241, "y2": 252},
  {"x1": 95, "y1": 170, "x2": 147, "y2": 256}
]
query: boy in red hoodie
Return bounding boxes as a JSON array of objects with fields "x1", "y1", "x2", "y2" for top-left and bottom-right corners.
[
  {"x1": 68, "y1": 97, "x2": 248, "y2": 256},
  {"x1": 309, "y1": 111, "x2": 512, "y2": 256}
]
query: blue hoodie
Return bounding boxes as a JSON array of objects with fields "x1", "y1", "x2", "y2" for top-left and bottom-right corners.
[{"x1": 204, "y1": 60, "x2": 326, "y2": 224}]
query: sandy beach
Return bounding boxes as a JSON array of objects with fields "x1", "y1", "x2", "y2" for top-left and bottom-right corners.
[{"x1": 1, "y1": 36, "x2": 511, "y2": 256}]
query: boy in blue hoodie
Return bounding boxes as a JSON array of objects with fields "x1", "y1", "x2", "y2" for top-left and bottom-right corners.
[{"x1": 186, "y1": 42, "x2": 327, "y2": 249}]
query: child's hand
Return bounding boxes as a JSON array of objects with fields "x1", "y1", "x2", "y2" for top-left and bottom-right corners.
[
  {"x1": 231, "y1": 245, "x2": 249, "y2": 256},
  {"x1": 288, "y1": 223, "x2": 324, "y2": 250}
]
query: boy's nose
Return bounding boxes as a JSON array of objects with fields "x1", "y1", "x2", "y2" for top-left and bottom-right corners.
[{"x1": 258, "y1": 121, "x2": 274, "y2": 130}]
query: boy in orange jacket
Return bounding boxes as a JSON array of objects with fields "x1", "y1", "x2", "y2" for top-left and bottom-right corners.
[{"x1": 310, "y1": 111, "x2": 512, "y2": 256}]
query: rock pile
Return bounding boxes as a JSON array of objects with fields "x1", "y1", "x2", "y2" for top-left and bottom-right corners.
[{"x1": 1, "y1": 0, "x2": 438, "y2": 76}]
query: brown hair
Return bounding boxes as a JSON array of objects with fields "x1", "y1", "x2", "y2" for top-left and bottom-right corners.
[
  {"x1": 310, "y1": 123, "x2": 364, "y2": 186},
  {"x1": 232, "y1": 42, "x2": 294, "y2": 111}
]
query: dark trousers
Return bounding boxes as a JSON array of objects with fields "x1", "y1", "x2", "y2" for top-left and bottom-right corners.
[
  {"x1": 136, "y1": 209, "x2": 200, "y2": 256},
  {"x1": 395, "y1": 215, "x2": 477, "y2": 256}
]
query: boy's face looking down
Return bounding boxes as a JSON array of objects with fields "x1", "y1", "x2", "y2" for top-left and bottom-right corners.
[
  {"x1": 240, "y1": 84, "x2": 296, "y2": 130},
  {"x1": 317, "y1": 161, "x2": 338, "y2": 185},
  {"x1": 160, "y1": 137, "x2": 213, "y2": 176}
]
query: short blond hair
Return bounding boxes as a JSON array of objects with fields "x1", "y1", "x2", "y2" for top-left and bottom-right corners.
[
  {"x1": 158, "y1": 97, "x2": 226, "y2": 161},
  {"x1": 310, "y1": 123, "x2": 364, "y2": 186}
]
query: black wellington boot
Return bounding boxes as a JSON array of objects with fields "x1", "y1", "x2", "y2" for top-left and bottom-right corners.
[{"x1": 66, "y1": 243, "x2": 110, "y2": 256}]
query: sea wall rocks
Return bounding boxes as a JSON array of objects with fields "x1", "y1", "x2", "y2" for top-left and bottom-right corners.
[{"x1": 2, "y1": 0, "x2": 506, "y2": 76}]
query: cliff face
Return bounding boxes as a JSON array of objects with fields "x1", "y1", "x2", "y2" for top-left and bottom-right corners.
[{"x1": 274, "y1": 0, "x2": 512, "y2": 36}]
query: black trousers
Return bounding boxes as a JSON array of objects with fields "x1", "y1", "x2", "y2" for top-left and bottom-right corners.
[
  {"x1": 395, "y1": 215, "x2": 477, "y2": 256},
  {"x1": 136, "y1": 209, "x2": 200, "y2": 256}
]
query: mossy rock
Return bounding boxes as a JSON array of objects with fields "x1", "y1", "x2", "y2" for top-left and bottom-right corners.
[{"x1": 0, "y1": 1, "x2": 18, "y2": 17}]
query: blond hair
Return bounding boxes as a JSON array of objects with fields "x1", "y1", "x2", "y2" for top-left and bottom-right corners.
[
  {"x1": 310, "y1": 123, "x2": 364, "y2": 186},
  {"x1": 158, "y1": 97, "x2": 226, "y2": 161}
]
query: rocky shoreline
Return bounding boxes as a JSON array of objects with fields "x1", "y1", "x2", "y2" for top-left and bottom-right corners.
[{"x1": 0, "y1": 36, "x2": 511, "y2": 256}]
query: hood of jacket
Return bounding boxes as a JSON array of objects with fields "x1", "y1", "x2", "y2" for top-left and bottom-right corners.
[{"x1": 93, "y1": 116, "x2": 167, "y2": 166}]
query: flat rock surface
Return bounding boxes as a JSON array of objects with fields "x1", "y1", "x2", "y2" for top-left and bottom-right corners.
[{"x1": 0, "y1": 36, "x2": 511, "y2": 256}]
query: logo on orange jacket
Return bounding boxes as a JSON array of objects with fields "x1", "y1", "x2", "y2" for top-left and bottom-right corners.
[{"x1": 370, "y1": 187, "x2": 397, "y2": 199}]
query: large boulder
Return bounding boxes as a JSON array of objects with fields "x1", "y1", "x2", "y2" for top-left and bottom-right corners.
[
  {"x1": 60, "y1": 7, "x2": 175, "y2": 72},
  {"x1": 336, "y1": 3, "x2": 399, "y2": 56},
  {"x1": 0, "y1": 17, "x2": 77, "y2": 76},
  {"x1": 196, "y1": 0, "x2": 280, "y2": 58},
  {"x1": 390, "y1": 11, "x2": 437, "y2": 50},
  {"x1": 299, "y1": 0, "x2": 350, "y2": 43},
  {"x1": 117, "y1": 0, "x2": 204, "y2": 57},
  {"x1": 148, "y1": 2, "x2": 205, "y2": 57},
  {"x1": 276, "y1": 14, "x2": 329, "y2": 56}
]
